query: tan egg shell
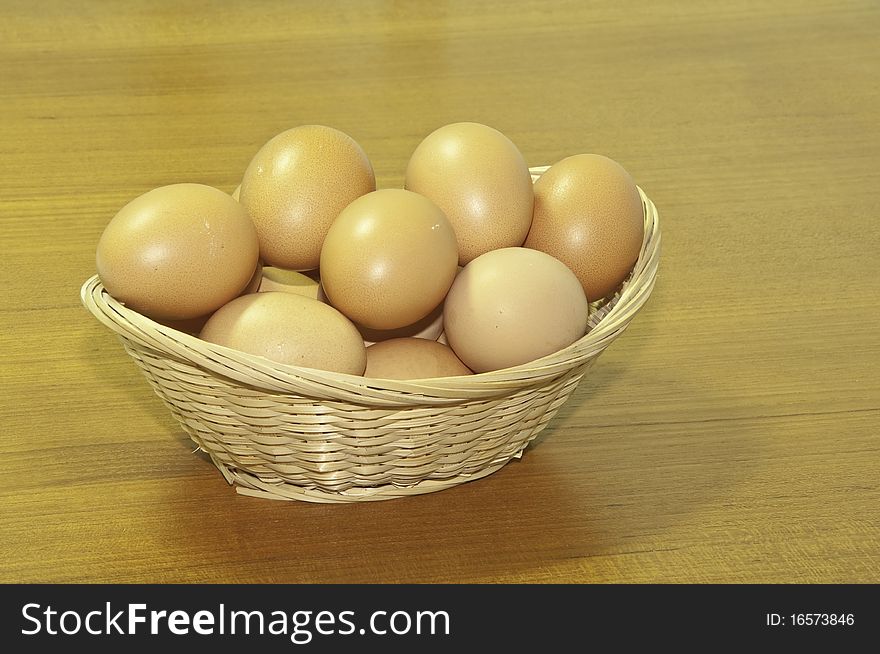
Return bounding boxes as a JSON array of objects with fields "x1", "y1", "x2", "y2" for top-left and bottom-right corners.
[
  {"x1": 258, "y1": 266, "x2": 322, "y2": 300},
  {"x1": 156, "y1": 260, "x2": 262, "y2": 334},
  {"x1": 357, "y1": 265, "x2": 460, "y2": 344},
  {"x1": 200, "y1": 292, "x2": 366, "y2": 375},
  {"x1": 96, "y1": 183, "x2": 260, "y2": 321},
  {"x1": 357, "y1": 301, "x2": 444, "y2": 346},
  {"x1": 443, "y1": 247, "x2": 589, "y2": 373},
  {"x1": 320, "y1": 189, "x2": 458, "y2": 331},
  {"x1": 239, "y1": 125, "x2": 376, "y2": 270},
  {"x1": 365, "y1": 338, "x2": 472, "y2": 380},
  {"x1": 524, "y1": 153, "x2": 644, "y2": 301},
  {"x1": 405, "y1": 122, "x2": 534, "y2": 265}
]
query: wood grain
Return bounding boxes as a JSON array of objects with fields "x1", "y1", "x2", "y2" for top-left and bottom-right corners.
[{"x1": 1, "y1": 0, "x2": 878, "y2": 583}]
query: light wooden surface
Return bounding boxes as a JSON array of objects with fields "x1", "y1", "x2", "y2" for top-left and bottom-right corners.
[{"x1": 1, "y1": 0, "x2": 878, "y2": 584}]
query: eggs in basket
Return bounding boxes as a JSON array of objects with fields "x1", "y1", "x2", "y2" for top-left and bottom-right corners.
[
  {"x1": 93, "y1": 122, "x2": 647, "y2": 381},
  {"x1": 83, "y1": 121, "x2": 660, "y2": 502}
]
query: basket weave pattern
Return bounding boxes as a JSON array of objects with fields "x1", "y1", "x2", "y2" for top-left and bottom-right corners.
[{"x1": 81, "y1": 168, "x2": 661, "y2": 502}]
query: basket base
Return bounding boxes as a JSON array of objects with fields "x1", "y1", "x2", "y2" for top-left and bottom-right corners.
[{"x1": 206, "y1": 450, "x2": 525, "y2": 503}]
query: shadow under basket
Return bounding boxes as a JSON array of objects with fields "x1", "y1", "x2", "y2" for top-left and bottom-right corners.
[{"x1": 81, "y1": 169, "x2": 661, "y2": 503}]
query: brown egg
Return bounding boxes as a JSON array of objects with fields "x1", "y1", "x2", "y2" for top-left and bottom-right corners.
[
  {"x1": 231, "y1": 184, "x2": 241, "y2": 201},
  {"x1": 200, "y1": 292, "x2": 366, "y2": 374},
  {"x1": 444, "y1": 247, "x2": 589, "y2": 373},
  {"x1": 524, "y1": 154, "x2": 644, "y2": 301},
  {"x1": 357, "y1": 301, "x2": 445, "y2": 346},
  {"x1": 96, "y1": 183, "x2": 260, "y2": 321},
  {"x1": 365, "y1": 338, "x2": 472, "y2": 380},
  {"x1": 239, "y1": 125, "x2": 376, "y2": 270},
  {"x1": 320, "y1": 189, "x2": 458, "y2": 331},
  {"x1": 156, "y1": 260, "x2": 261, "y2": 334},
  {"x1": 405, "y1": 122, "x2": 534, "y2": 265},
  {"x1": 258, "y1": 266, "x2": 322, "y2": 300}
]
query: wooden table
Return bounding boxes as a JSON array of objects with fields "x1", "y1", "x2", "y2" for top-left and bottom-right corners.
[{"x1": 2, "y1": 0, "x2": 878, "y2": 584}]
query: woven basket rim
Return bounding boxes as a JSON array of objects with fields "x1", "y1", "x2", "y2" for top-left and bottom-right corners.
[{"x1": 81, "y1": 168, "x2": 661, "y2": 405}]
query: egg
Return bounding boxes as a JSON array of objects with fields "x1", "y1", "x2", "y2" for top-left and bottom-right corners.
[
  {"x1": 200, "y1": 292, "x2": 366, "y2": 374},
  {"x1": 239, "y1": 125, "x2": 376, "y2": 270},
  {"x1": 524, "y1": 154, "x2": 644, "y2": 301},
  {"x1": 320, "y1": 189, "x2": 458, "y2": 331},
  {"x1": 405, "y1": 122, "x2": 534, "y2": 265},
  {"x1": 96, "y1": 183, "x2": 260, "y2": 321},
  {"x1": 231, "y1": 184, "x2": 241, "y2": 201},
  {"x1": 357, "y1": 301, "x2": 445, "y2": 346},
  {"x1": 154, "y1": 261, "x2": 262, "y2": 335},
  {"x1": 365, "y1": 338, "x2": 472, "y2": 380},
  {"x1": 258, "y1": 266, "x2": 322, "y2": 300},
  {"x1": 443, "y1": 247, "x2": 589, "y2": 373}
]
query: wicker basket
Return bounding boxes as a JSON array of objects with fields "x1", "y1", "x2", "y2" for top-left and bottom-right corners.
[{"x1": 80, "y1": 166, "x2": 661, "y2": 502}]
